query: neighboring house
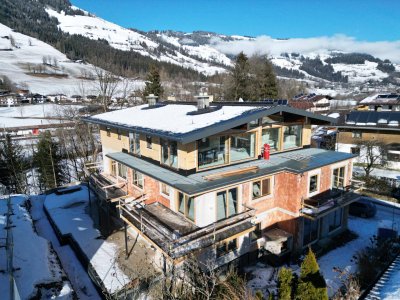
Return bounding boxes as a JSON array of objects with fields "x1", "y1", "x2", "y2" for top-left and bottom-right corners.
[
  {"x1": 336, "y1": 111, "x2": 400, "y2": 170},
  {"x1": 290, "y1": 94, "x2": 332, "y2": 113},
  {"x1": 84, "y1": 100, "x2": 361, "y2": 270},
  {"x1": 0, "y1": 93, "x2": 18, "y2": 106},
  {"x1": 358, "y1": 93, "x2": 400, "y2": 112},
  {"x1": 47, "y1": 93, "x2": 67, "y2": 103}
]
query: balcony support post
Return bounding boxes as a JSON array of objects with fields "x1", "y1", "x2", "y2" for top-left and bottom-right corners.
[{"x1": 124, "y1": 223, "x2": 129, "y2": 259}]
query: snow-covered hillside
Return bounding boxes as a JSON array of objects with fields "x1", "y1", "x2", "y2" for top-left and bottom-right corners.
[
  {"x1": 45, "y1": 8, "x2": 228, "y2": 75},
  {"x1": 0, "y1": 23, "x2": 98, "y2": 95}
]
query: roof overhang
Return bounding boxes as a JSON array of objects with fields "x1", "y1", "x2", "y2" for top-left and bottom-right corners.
[
  {"x1": 336, "y1": 125, "x2": 400, "y2": 132},
  {"x1": 83, "y1": 105, "x2": 335, "y2": 144}
]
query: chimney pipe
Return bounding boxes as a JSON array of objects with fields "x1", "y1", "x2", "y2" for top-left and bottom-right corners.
[
  {"x1": 195, "y1": 92, "x2": 210, "y2": 110},
  {"x1": 146, "y1": 94, "x2": 158, "y2": 107}
]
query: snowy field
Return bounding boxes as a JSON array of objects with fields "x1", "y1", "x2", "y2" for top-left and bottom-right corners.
[
  {"x1": 0, "y1": 104, "x2": 81, "y2": 128},
  {"x1": 0, "y1": 195, "x2": 73, "y2": 299},
  {"x1": 44, "y1": 185, "x2": 130, "y2": 294}
]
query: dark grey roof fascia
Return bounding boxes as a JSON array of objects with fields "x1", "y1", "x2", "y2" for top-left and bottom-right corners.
[
  {"x1": 106, "y1": 149, "x2": 355, "y2": 196},
  {"x1": 83, "y1": 105, "x2": 336, "y2": 144},
  {"x1": 336, "y1": 125, "x2": 400, "y2": 132}
]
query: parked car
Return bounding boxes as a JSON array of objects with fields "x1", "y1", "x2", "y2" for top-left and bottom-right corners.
[{"x1": 349, "y1": 198, "x2": 377, "y2": 218}]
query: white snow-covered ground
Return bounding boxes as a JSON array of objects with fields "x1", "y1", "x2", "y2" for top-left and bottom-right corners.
[
  {"x1": 0, "y1": 195, "x2": 73, "y2": 299},
  {"x1": 30, "y1": 194, "x2": 100, "y2": 299},
  {"x1": 0, "y1": 23, "x2": 100, "y2": 96},
  {"x1": 44, "y1": 185, "x2": 130, "y2": 294},
  {"x1": 246, "y1": 199, "x2": 400, "y2": 297},
  {"x1": 318, "y1": 205, "x2": 395, "y2": 296},
  {"x1": 0, "y1": 104, "x2": 80, "y2": 128}
]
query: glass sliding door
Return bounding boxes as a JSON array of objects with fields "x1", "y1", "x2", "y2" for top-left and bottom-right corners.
[
  {"x1": 216, "y1": 188, "x2": 238, "y2": 221},
  {"x1": 198, "y1": 136, "x2": 227, "y2": 169},
  {"x1": 177, "y1": 192, "x2": 194, "y2": 221},
  {"x1": 262, "y1": 127, "x2": 281, "y2": 151},
  {"x1": 129, "y1": 132, "x2": 140, "y2": 155},
  {"x1": 283, "y1": 125, "x2": 302, "y2": 149},
  {"x1": 216, "y1": 191, "x2": 227, "y2": 221},
  {"x1": 303, "y1": 218, "x2": 319, "y2": 245},
  {"x1": 230, "y1": 132, "x2": 256, "y2": 162},
  {"x1": 161, "y1": 139, "x2": 178, "y2": 168}
]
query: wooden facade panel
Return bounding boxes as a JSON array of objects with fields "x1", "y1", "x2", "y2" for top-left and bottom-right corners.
[
  {"x1": 139, "y1": 134, "x2": 161, "y2": 162},
  {"x1": 100, "y1": 127, "x2": 129, "y2": 152},
  {"x1": 338, "y1": 130, "x2": 400, "y2": 145},
  {"x1": 178, "y1": 142, "x2": 197, "y2": 170},
  {"x1": 302, "y1": 124, "x2": 312, "y2": 146}
]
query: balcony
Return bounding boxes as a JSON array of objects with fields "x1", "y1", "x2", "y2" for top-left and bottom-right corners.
[
  {"x1": 300, "y1": 180, "x2": 364, "y2": 219},
  {"x1": 118, "y1": 198, "x2": 255, "y2": 260},
  {"x1": 84, "y1": 162, "x2": 128, "y2": 202}
]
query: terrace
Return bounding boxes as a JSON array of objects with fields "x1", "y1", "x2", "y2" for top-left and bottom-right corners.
[
  {"x1": 118, "y1": 198, "x2": 256, "y2": 260},
  {"x1": 300, "y1": 179, "x2": 364, "y2": 219}
]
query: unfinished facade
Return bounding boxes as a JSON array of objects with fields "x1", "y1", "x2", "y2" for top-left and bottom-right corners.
[{"x1": 84, "y1": 100, "x2": 362, "y2": 269}]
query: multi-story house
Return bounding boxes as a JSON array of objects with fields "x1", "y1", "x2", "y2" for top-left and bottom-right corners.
[
  {"x1": 337, "y1": 110, "x2": 400, "y2": 171},
  {"x1": 358, "y1": 93, "x2": 400, "y2": 112},
  {"x1": 290, "y1": 94, "x2": 332, "y2": 114},
  {"x1": 84, "y1": 99, "x2": 362, "y2": 269}
]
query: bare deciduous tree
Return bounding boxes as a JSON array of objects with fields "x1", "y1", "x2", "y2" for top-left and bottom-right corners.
[
  {"x1": 356, "y1": 139, "x2": 387, "y2": 178},
  {"x1": 93, "y1": 66, "x2": 120, "y2": 112}
]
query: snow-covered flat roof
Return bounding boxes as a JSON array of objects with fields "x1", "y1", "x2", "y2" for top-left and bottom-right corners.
[
  {"x1": 85, "y1": 103, "x2": 335, "y2": 143},
  {"x1": 90, "y1": 104, "x2": 263, "y2": 134}
]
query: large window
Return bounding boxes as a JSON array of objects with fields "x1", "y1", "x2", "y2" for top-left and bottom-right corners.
[
  {"x1": 198, "y1": 136, "x2": 227, "y2": 169},
  {"x1": 327, "y1": 208, "x2": 343, "y2": 232},
  {"x1": 129, "y1": 132, "x2": 140, "y2": 155},
  {"x1": 230, "y1": 132, "x2": 256, "y2": 162},
  {"x1": 216, "y1": 188, "x2": 238, "y2": 221},
  {"x1": 118, "y1": 163, "x2": 127, "y2": 179},
  {"x1": 178, "y1": 192, "x2": 194, "y2": 221},
  {"x1": 283, "y1": 125, "x2": 302, "y2": 149},
  {"x1": 216, "y1": 239, "x2": 237, "y2": 257},
  {"x1": 252, "y1": 177, "x2": 272, "y2": 200},
  {"x1": 332, "y1": 166, "x2": 345, "y2": 188},
  {"x1": 262, "y1": 127, "x2": 281, "y2": 151},
  {"x1": 132, "y1": 170, "x2": 144, "y2": 189},
  {"x1": 161, "y1": 139, "x2": 178, "y2": 168},
  {"x1": 303, "y1": 218, "x2": 319, "y2": 245},
  {"x1": 111, "y1": 160, "x2": 117, "y2": 177},
  {"x1": 309, "y1": 174, "x2": 319, "y2": 194}
]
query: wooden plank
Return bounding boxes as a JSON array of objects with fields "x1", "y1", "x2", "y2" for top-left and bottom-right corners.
[{"x1": 203, "y1": 166, "x2": 259, "y2": 181}]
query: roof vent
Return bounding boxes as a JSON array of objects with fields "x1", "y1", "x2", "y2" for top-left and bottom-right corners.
[
  {"x1": 146, "y1": 94, "x2": 158, "y2": 107},
  {"x1": 195, "y1": 92, "x2": 210, "y2": 110}
]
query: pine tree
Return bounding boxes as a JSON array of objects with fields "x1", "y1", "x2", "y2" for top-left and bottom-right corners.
[
  {"x1": 259, "y1": 59, "x2": 279, "y2": 99},
  {"x1": 143, "y1": 64, "x2": 164, "y2": 97},
  {"x1": 33, "y1": 131, "x2": 65, "y2": 191},
  {"x1": 226, "y1": 52, "x2": 251, "y2": 100},
  {"x1": 295, "y1": 248, "x2": 328, "y2": 300},
  {"x1": 278, "y1": 267, "x2": 293, "y2": 300},
  {"x1": 0, "y1": 135, "x2": 28, "y2": 193}
]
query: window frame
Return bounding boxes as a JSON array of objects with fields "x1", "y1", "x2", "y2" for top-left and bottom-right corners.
[
  {"x1": 308, "y1": 171, "x2": 320, "y2": 197},
  {"x1": 117, "y1": 129, "x2": 122, "y2": 140},
  {"x1": 160, "y1": 182, "x2": 170, "y2": 197},
  {"x1": 106, "y1": 127, "x2": 111, "y2": 137},
  {"x1": 252, "y1": 176, "x2": 272, "y2": 200},
  {"x1": 303, "y1": 218, "x2": 319, "y2": 246},
  {"x1": 161, "y1": 138, "x2": 178, "y2": 169},
  {"x1": 129, "y1": 132, "x2": 141, "y2": 155},
  {"x1": 282, "y1": 124, "x2": 303, "y2": 150},
  {"x1": 132, "y1": 169, "x2": 144, "y2": 190},
  {"x1": 146, "y1": 135, "x2": 152, "y2": 149},
  {"x1": 332, "y1": 165, "x2": 346, "y2": 189},
  {"x1": 328, "y1": 208, "x2": 343, "y2": 233},
  {"x1": 216, "y1": 187, "x2": 239, "y2": 221},
  {"x1": 177, "y1": 192, "x2": 195, "y2": 222},
  {"x1": 117, "y1": 163, "x2": 127, "y2": 180},
  {"x1": 352, "y1": 131, "x2": 362, "y2": 139}
]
